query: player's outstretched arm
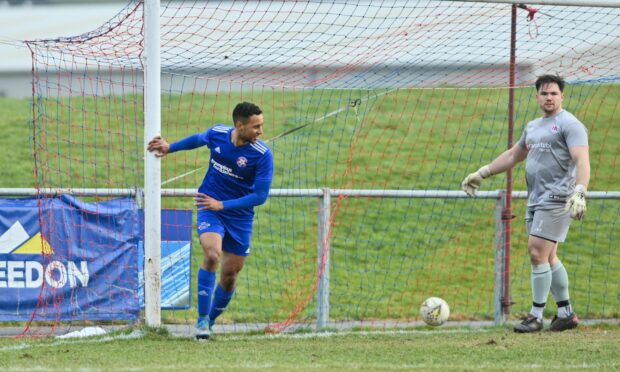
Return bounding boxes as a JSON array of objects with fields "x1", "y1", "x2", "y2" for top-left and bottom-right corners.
[
  {"x1": 149, "y1": 133, "x2": 206, "y2": 158},
  {"x1": 461, "y1": 143, "x2": 527, "y2": 197}
]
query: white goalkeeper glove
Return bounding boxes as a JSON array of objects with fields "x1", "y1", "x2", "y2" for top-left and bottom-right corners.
[
  {"x1": 565, "y1": 184, "x2": 587, "y2": 220},
  {"x1": 462, "y1": 165, "x2": 492, "y2": 197}
]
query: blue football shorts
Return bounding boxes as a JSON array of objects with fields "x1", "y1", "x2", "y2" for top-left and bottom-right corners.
[{"x1": 196, "y1": 209, "x2": 253, "y2": 256}]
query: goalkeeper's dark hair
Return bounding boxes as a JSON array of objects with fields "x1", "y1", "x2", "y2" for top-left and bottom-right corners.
[
  {"x1": 233, "y1": 102, "x2": 262, "y2": 124},
  {"x1": 535, "y1": 74, "x2": 565, "y2": 92}
]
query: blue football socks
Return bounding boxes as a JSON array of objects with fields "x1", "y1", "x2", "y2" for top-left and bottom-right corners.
[
  {"x1": 197, "y1": 268, "x2": 216, "y2": 321},
  {"x1": 208, "y1": 284, "x2": 235, "y2": 326}
]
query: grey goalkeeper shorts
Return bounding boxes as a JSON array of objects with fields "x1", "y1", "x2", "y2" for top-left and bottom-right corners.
[{"x1": 525, "y1": 207, "x2": 573, "y2": 243}]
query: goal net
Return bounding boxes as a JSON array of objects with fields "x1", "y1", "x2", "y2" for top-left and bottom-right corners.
[{"x1": 23, "y1": 0, "x2": 620, "y2": 334}]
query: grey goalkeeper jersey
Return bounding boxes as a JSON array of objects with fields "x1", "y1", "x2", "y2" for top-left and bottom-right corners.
[{"x1": 517, "y1": 110, "x2": 588, "y2": 210}]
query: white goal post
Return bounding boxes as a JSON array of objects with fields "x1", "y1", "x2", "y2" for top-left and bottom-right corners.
[{"x1": 143, "y1": 0, "x2": 162, "y2": 328}]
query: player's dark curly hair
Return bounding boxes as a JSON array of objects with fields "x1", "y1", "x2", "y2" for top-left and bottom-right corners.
[
  {"x1": 233, "y1": 102, "x2": 262, "y2": 124},
  {"x1": 535, "y1": 74, "x2": 565, "y2": 92}
]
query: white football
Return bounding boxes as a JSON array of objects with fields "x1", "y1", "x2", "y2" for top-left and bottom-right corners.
[{"x1": 420, "y1": 297, "x2": 450, "y2": 326}]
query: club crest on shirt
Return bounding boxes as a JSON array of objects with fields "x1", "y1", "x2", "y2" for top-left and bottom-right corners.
[
  {"x1": 551, "y1": 124, "x2": 559, "y2": 134},
  {"x1": 236, "y1": 156, "x2": 248, "y2": 167}
]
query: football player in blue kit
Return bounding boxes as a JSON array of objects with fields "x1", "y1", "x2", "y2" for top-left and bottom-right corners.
[
  {"x1": 462, "y1": 75, "x2": 589, "y2": 333},
  {"x1": 148, "y1": 102, "x2": 274, "y2": 339}
]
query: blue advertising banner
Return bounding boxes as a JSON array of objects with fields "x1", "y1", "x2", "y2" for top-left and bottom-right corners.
[
  {"x1": 0, "y1": 196, "x2": 192, "y2": 321},
  {"x1": 0, "y1": 196, "x2": 140, "y2": 321}
]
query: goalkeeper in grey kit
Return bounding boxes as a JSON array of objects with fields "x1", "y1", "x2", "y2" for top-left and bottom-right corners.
[{"x1": 462, "y1": 75, "x2": 590, "y2": 333}]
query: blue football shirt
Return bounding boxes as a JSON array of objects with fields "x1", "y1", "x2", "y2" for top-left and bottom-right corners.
[{"x1": 170, "y1": 125, "x2": 274, "y2": 218}]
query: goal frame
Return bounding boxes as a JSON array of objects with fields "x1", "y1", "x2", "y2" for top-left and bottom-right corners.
[{"x1": 137, "y1": 0, "x2": 620, "y2": 328}]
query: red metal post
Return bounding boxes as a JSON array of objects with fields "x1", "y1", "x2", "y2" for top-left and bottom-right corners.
[{"x1": 503, "y1": 4, "x2": 517, "y2": 315}]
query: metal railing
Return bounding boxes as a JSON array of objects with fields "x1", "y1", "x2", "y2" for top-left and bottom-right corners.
[{"x1": 1, "y1": 187, "x2": 618, "y2": 327}]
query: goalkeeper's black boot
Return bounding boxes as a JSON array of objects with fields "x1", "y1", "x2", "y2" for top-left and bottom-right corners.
[
  {"x1": 549, "y1": 312, "x2": 579, "y2": 332},
  {"x1": 513, "y1": 315, "x2": 543, "y2": 333}
]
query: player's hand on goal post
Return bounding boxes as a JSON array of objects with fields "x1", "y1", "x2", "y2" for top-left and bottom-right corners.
[
  {"x1": 147, "y1": 136, "x2": 170, "y2": 158},
  {"x1": 461, "y1": 165, "x2": 492, "y2": 197},
  {"x1": 565, "y1": 184, "x2": 587, "y2": 220}
]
